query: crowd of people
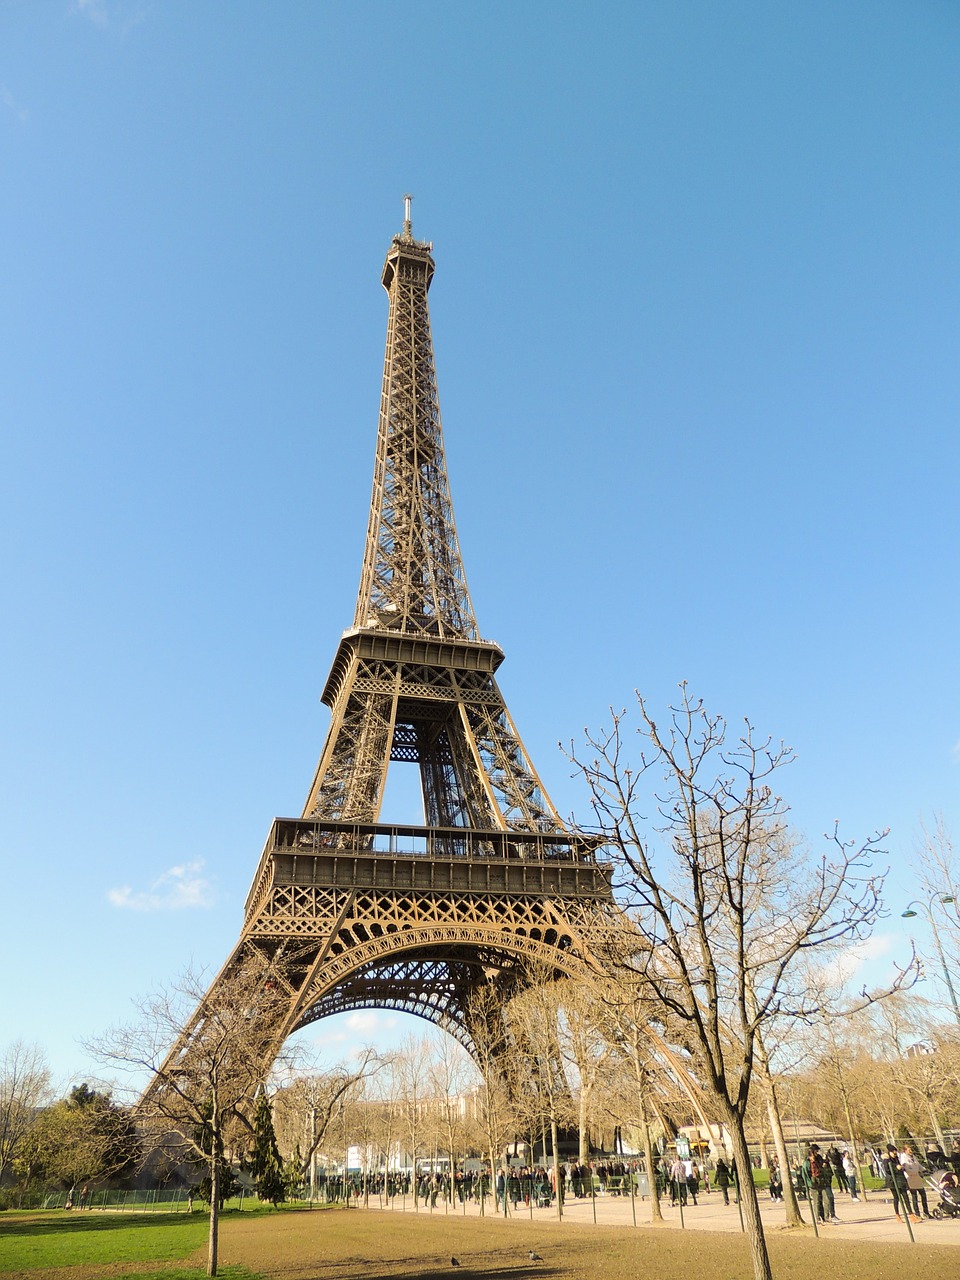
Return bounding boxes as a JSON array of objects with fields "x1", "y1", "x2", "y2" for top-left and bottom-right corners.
[
  {"x1": 791, "y1": 1139, "x2": 960, "y2": 1225},
  {"x1": 308, "y1": 1138, "x2": 960, "y2": 1223},
  {"x1": 497, "y1": 1159, "x2": 643, "y2": 1208},
  {"x1": 872, "y1": 1141, "x2": 960, "y2": 1223}
]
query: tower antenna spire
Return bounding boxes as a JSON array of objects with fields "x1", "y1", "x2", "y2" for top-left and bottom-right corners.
[{"x1": 402, "y1": 192, "x2": 413, "y2": 238}]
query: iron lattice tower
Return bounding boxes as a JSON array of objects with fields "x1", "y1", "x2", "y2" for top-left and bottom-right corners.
[{"x1": 158, "y1": 203, "x2": 616, "y2": 1078}]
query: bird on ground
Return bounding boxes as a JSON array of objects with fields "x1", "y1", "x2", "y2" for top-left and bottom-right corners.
[
  {"x1": 451, "y1": 1258, "x2": 460, "y2": 1267},
  {"x1": 529, "y1": 1251, "x2": 544, "y2": 1261}
]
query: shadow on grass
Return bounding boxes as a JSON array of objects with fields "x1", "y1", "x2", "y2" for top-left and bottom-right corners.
[
  {"x1": 0, "y1": 1204, "x2": 316, "y2": 1240},
  {"x1": 0, "y1": 1211, "x2": 208, "y2": 1239}
]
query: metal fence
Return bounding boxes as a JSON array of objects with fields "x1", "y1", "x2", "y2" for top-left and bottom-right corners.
[{"x1": 35, "y1": 1189, "x2": 251, "y2": 1213}]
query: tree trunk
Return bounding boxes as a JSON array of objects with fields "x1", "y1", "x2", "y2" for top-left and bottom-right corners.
[
  {"x1": 722, "y1": 1103, "x2": 773, "y2": 1280},
  {"x1": 308, "y1": 1105, "x2": 317, "y2": 1199},
  {"x1": 766, "y1": 1086, "x2": 803, "y2": 1227},
  {"x1": 927, "y1": 1098, "x2": 947, "y2": 1153},
  {"x1": 579, "y1": 1089, "x2": 588, "y2": 1161},
  {"x1": 641, "y1": 1109, "x2": 663, "y2": 1223},
  {"x1": 841, "y1": 1093, "x2": 858, "y2": 1161},
  {"x1": 838, "y1": 1090, "x2": 866, "y2": 1198},
  {"x1": 550, "y1": 1115, "x2": 562, "y2": 1221},
  {"x1": 207, "y1": 1150, "x2": 220, "y2": 1278}
]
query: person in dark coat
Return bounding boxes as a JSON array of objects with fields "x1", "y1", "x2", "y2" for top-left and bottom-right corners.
[
  {"x1": 714, "y1": 1158, "x2": 731, "y2": 1205},
  {"x1": 881, "y1": 1145, "x2": 913, "y2": 1222},
  {"x1": 686, "y1": 1160, "x2": 700, "y2": 1206}
]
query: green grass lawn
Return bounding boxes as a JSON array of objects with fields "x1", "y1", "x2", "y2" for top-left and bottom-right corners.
[
  {"x1": 0, "y1": 1211, "x2": 206, "y2": 1272},
  {"x1": 0, "y1": 1209, "x2": 266, "y2": 1277}
]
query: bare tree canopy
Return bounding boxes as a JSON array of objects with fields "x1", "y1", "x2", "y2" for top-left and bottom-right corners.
[
  {"x1": 567, "y1": 685, "x2": 909, "y2": 1280},
  {"x1": 272, "y1": 1047, "x2": 385, "y2": 1181},
  {"x1": 88, "y1": 960, "x2": 290, "y2": 1277},
  {"x1": 0, "y1": 1041, "x2": 52, "y2": 1184},
  {"x1": 911, "y1": 816, "x2": 960, "y2": 1028}
]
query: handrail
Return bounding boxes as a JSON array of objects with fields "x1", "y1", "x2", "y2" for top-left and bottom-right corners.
[{"x1": 270, "y1": 817, "x2": 602, "y2": 865}]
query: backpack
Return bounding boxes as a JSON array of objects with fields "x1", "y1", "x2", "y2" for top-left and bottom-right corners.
[{"x1": 809, "y1": 1152, "x2": 824, "y2": 1183}]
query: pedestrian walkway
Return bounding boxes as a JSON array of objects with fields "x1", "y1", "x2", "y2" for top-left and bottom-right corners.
[{"x1": 365, "y1": 1186, "x2": 960, "y2": 1246}]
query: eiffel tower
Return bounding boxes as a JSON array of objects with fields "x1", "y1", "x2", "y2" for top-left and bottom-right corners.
[{"x1": 162, "y1": 200, "x2": 616, "y2": 1077}]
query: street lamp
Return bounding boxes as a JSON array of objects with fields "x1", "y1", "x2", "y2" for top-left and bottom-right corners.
[{"x1": 902, "y1": 894, "x2": 960, "y2": 1030}]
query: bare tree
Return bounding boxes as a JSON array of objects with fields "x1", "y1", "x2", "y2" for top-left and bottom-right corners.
[
  {"x1": 507, "y1": 971, "x2": 577, "y2": 1218},
  {"x1": 568, "y1": 686, "x2": 901, "y2": 1280},
  {"x1": 751, "y1": 1035, "x2": 806, "y2": 1225},
  {"x1": 428, "y1": 1032, "x2": 475, "y2": 1203},
  {"x1": 463, "y1": 983, "x2": 517, "y2": 1212},
  {"x1": 364, "y1": 1067, "x2": 404, "y2": 1200},
  {"x1": 0, "y1": 1041, "x2": 52, "y2": 1186},
  {"x1": 598, "y1": 977, "x2": 718, "y2": 1223},
  {"x1": 272, "y1": 1049, "x2": 383, "y2": 1191},
  {"x1": 393, "y1": 1035, "x2": 436, "y2": 1207},
  {"x1": 911, "y1": 817, "x2": 960, "y2": 1028},
  {"x1": 553, "y1": 980, "x2": 614, "y2": 1163},
  {"x1": 871, "y1": 996, "x2": 958, "y2": 1148},
  {"x1": 88, "y1": 960, "x2": 288, "y2": 1277}
]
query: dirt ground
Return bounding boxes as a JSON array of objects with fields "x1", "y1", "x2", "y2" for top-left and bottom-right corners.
[{"x1": 213, "y1": 1207, "x2": 960, "y2": 1280}]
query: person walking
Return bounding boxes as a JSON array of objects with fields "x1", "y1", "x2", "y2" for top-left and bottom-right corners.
[
  {"x1": 820, "y1": 1149, "x2": 840, "y2": 1222},
  {"x1": 669, "y1": 1156, "x2": 687, "y2": 1206},
  {"x1": 828, "y1": 1147, "x2": 847, "y2": 1193},
  {"x1": 803, "y1": 1145, "x2": 839, "y2": 1223},
  {"x1": 842, "y1": 1151, "x2": 860, "y2": 1202},
  {"x1": 686, "y1": 1160, "x2": 700, "y2": 1206},
  {"x1": 882, "y1": 1145, "x2": 916, "y2": 1222},
  {"x1": 714, "y1": 1158, "x2": 731, "y2": 1205},
  {"x1": 900, "y1": 1144, "x2": 931, "y2": 1219}
]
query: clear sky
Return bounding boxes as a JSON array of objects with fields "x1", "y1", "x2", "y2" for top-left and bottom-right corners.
[{"x1": 2, "y1": 1, "x2": 958, "y2": 1086}]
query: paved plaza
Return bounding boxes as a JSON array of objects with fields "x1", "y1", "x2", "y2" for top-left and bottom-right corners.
[{"x1": 368, "y1": 1184, "x2": 960, "y2": 1246}]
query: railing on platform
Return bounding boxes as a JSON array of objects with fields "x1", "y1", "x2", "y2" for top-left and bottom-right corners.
[{"x1": 269, "y1": 818, "x2": 604, "y2": 865}]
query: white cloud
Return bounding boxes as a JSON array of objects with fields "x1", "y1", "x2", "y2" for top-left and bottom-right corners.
[
  {"x1": 107, "y1": 859, "x2": 216, "y2": 911},
  {"x1": 74, "y1": 0, "x2": 110, "y2": 27},
  {"x1": 825, "y1": 933, "x2": 894, "y2": 985},
  {"x1": 345, "y1": 1010, "x2": 394, "y2": 1034},
  {"x1": 1, "y1": 87, "x2": 29, "y2": 124},
  {"x1": 73, "y1": 0, "x2": 149, "y2": 35},
  {"x1": 290, "y1": 1011, "x2": 413, "y2": 1068}
]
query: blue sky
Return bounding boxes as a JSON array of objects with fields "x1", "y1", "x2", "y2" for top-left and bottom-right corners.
[{"x1": 2, "y1": 1, "x2": 958, "y2": 1085}]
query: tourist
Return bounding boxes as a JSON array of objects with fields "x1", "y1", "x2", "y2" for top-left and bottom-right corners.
[
  {"x1": 828, "y1": 1147, "x2": 847, "y2": 1193},
  {"x1": 714, "y1": 1158, "x2": 731, "y2": 1205},
  {"x1": 669, "y1": 1155, "x2": 687, "y2": 1206},
  {"x1": 881, "y1": 1145, "x2": 915, "y2": 1222},
  {"x1": 686, "y1": 1159, "x2": 700, "y2": 1206},
  {"x1": 900, "y1": 1144, "x2": 931, "y2": 1219},
  {"x1": 803, "y1": 1145, "x2": 839, "y2": 1224},
  {"x1": 842, "y1": 1151, "x2": 860, "y2": 1201}
]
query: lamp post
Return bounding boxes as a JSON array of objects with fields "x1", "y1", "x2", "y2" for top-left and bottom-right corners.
[{"x1": 902, "y1": 894, "x2": 960, "y2": 1030}]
